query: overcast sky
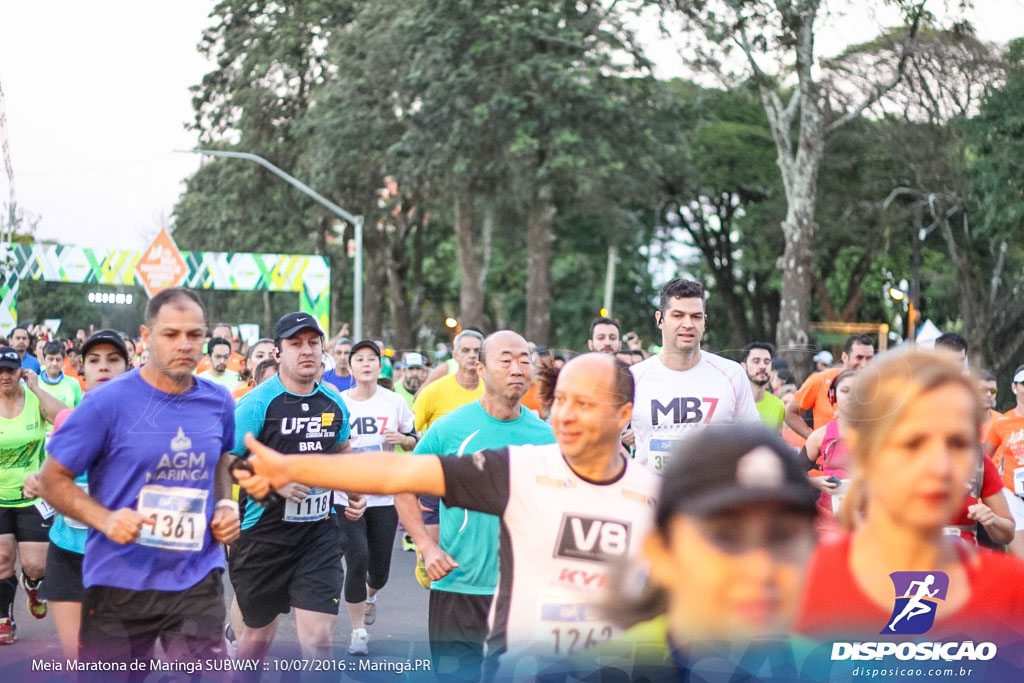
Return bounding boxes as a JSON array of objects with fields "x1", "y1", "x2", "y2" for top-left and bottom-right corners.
[{"x1": 1, "y1": 1, "x2": 1022, "y2": 251}]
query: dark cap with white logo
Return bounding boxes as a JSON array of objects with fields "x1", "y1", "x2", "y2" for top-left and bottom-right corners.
[
  {"x1": 658, "y1": 426, "x2": 818, "y2": 523},
  {"x1": 0, "y1": 346, "x2": 20, "y2": 370},
  {"x1": 273, "y1": 312, "x2": 325, "y2": 341}
]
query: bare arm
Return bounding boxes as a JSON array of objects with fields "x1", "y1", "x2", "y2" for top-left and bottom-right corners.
[
  {"x1": 395, "y1": 492, "x2": 455, "y2": 580},
  {"x1": 785, "y1": 399, "x2": 813, "y2": 438},
  {"x1": 214, "y1": 452, "x2": 234, "y2": 502},
  {"x1": 23, "y1": 370, "x2": 68, "y2": 424},
  {"x1": 39, "y1": 457, "x2": 116, "y2": 532},
  {"x1": 237, "y1": 433, "x2": 446, "y2": 499},
  {"x1": 972, "y1": 492, "x2": 1016, "y2": 545}
]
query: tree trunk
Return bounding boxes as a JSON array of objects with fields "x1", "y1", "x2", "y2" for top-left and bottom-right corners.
[
  {"x1": 454, "y1": 193, "x2": 485, "y2": 330},
  {"x1": 775, "y1": 196, "x2": 818, "y2": 380},
  {"x1": 525, "y1": 184, "x2": 556, "y2": 345},
  {"x1": 386, "y1": 227, "x2": 416, "y2": 353}
]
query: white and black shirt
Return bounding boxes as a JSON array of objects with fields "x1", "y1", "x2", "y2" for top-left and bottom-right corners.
[
  {"x1": 439, "y1": 442, "x2": 659, "y2": 667},
  {"x1": 630, "y1": 351, "x2": 759, "y2": 475}
]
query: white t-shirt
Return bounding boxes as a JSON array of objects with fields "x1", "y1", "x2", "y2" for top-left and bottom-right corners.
[
  {"x1": 335, "y1": 386, "x2": 416, "y2": 507},
  {"x1": 438, "y1": 443, "x2": 659, "y2": 673},
  {"x1": 629, "y1": 351, "x2": 759, "y2": 475}
]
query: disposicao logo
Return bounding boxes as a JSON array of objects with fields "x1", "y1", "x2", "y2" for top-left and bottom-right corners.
[
  {"x1": 831, "y1": 570, "x2": 997, "y2": 663},
  {"x1": 882, "y1": 571, "x2": 948, "y2": 635}
]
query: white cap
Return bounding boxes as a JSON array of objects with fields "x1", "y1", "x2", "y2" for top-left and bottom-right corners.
[
  {"x1": 1014, "y1": 370, "x2": 1024, "y2": 384},
  {"x1": 813, "y1": 350, "x2": 834, "y2": 365},
  {"x1": 403, "y1": 352, "x2": 425, "y2": 368}
]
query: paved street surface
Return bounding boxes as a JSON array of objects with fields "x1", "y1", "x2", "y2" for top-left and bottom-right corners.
[{"x1": 0, "y1": 535, "x2": 437, "y2": 681}]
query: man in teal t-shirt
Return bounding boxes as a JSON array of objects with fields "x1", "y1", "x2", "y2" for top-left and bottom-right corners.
[
  {"x1": 396, "y1": 331, "x2": 554, "y2": 680},
  {"x1": 742, "y1": 342, "x2": 785, "y2": 430}
]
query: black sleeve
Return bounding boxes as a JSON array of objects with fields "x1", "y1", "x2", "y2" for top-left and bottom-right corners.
[{"x1": 440, "y1": 447, "x2": 512, "y2": 517}]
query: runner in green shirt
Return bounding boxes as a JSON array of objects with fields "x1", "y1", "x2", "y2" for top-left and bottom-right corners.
[
  {"x1": 741, "y1": 342, "x2": 786, "y2": 431},
  {"x1": 37, "y1": 342, "x2": 83, "y2": 421},
  {"x1": 0, "y1": 346, "x2": 69, "y2": 642}
]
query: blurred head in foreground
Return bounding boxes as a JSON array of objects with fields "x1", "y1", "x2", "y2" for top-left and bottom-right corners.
[{"x1": 639, "y1": 427, "x2": 818, "y2": 641}]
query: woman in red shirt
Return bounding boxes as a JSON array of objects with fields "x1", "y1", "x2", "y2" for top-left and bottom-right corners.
[{"x1": 797, "y1": 350, "x2": 1024, "y2": 642}]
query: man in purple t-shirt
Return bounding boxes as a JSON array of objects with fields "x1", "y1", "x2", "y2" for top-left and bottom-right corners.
[{"x1": 40, "y1": 288, "x2": 240, "y2": 665}]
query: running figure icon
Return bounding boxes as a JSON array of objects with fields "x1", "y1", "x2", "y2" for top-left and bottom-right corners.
[{"x1": 888, "y1": 574, "x2": 939, "y2": 632}]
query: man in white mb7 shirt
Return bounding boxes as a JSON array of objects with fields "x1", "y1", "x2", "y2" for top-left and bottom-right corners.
[{"x1": 630, "y1": 278, "x2": 759, "y2": 475}]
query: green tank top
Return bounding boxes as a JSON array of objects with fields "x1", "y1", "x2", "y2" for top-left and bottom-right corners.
[{"x1": 0, "y1": 389, "x2": 46, "y2": 507}]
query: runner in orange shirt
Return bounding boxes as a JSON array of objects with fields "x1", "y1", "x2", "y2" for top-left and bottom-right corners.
[
  {"x1": 983, "y1": 364, "x2": 1024, "y2": 494},
  {"x1": 784, "y1": 334, "x2": 874, "y2": 439}
]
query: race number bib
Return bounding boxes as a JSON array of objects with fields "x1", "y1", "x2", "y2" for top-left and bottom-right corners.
[
  {"x1": 283, "y1": 487, "x2": 331, "y2": 523},
  {"x1": 538, "y1": 600, "x2": 614, "y2": 657},
  {"x1": 647, "y1": 438, "x2": 682, "y2": 474},
  {"x1": 34, "y1": 498, "x2": 56, "y2": 520},
  {"x1": 1015, "y1": 468, "x2": 1024, "y2": 497},
  {"x1": 65, "y1": 481, "x2": 90, "y2": 531},
  {"x1": 137, "y1": 485, "x2": 208, "y2": 552}
]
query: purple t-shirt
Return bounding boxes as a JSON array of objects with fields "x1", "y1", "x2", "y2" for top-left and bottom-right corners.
[{"x1": 48, "y1": 369, "x2": 235, "y2": 591}]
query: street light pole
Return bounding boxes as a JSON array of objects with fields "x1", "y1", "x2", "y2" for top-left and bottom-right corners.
[{"x1": 176, "y1": 149, "x2": 364, "y2": 340}]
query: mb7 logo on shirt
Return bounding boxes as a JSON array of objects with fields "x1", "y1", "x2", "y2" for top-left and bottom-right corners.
[
  {"x1": 882, "y1": 571, "x2": 949, "y2": 635},
  {"x1": 350, "y1": 416, "x2": 390, "y2": 436},
  {"x1": 651, "y1": 396, "x2": 719, "y2": 425},
  {"x1": 554, "y1": 514, "x2": 631, "y2": 563}
]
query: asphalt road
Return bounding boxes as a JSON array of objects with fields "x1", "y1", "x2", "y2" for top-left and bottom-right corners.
[{"x1": 0, "y1": 535, "x2": 438, "y2": 682}]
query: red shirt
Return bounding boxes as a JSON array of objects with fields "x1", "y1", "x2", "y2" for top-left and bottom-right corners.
[{"x1": 797, "y1": 535, "x2": 1024, "y2": 642}]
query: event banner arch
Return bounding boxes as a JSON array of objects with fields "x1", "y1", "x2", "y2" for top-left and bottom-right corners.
[{"x1": 0, "y1": 241, "x2": 331, "y2": 334}]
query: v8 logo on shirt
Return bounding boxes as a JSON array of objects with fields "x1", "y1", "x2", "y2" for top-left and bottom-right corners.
[{"x1": 554, "y1": 514, "x2": 631, "y2": 563}]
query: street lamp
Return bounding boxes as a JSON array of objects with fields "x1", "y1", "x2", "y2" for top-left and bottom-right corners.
[
  {"x1": 176, "y1": 149, "x2": 364, "y2": 340},
  {"x1": 888, "y1": 283, "x2": 915, "y2": 341}
]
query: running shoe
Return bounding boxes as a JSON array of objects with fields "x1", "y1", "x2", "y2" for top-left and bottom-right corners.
[
  {"x1": 348, "y1": 628, "x2": 369, "y2": 656},
  {"x1": 224, "y1": 623, "x2": 238, "y2": 659},
  {"x1": 0, "y1": 618, "x2": 15, "y2": 645},
  {"x1": 364, "y1": 596, "x2": 377, "y2": 626},
  {"x1": 415, "y1": 552, "x2": 430, "y2": 589},
  {"x1": 21, "y1": 574, "x2": 46, "y2": 619},
  {"x1": 401, "y1": 533, "x2": 416, "y2": 552}
]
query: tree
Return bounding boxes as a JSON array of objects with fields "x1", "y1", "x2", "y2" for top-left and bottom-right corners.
[{"x1": 657, "y1": 0, "x2": 928, "y2": 374}]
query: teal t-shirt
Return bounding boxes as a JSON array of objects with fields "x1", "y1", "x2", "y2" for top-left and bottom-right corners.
[
  {"x1": 414, "y1": 400, "x2": 554, "y2": 595},
  {"x1": 756, "y1": 392, "x2": 786, "y2": 430}
]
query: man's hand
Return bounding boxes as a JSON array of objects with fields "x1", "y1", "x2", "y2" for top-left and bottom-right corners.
[
  {"x1": 345, "y1": 494, "x2": 367, "y2": 521},
  {"x1": 620, "y1": 427, "x2": 635, "y2": 448},
  {"x1": 104, "y1": 508, "x2": 145, "y2": 544},
  {"x1": 22, "y1": 472, "x2": 42, "y2": 499},
  {"x1": 382, "y1": 429, "x2": 406, "y2": 447},
  {"x1": 210, "y1": 506, "x2": 241, "y2": 543},
  {"x1": 421, "y1": 544, "x2": 460, "y2": 581},
  {"x1": 275, "y1": 482, "x2": 310, "y2": 504},
  {"x1": 238, "y1": 434, "x2": 292, "y2": 496}
]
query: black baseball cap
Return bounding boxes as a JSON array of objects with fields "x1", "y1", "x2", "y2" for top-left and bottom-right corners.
[
  {"x1": 0, "y1": 346, "x2": 19, "y2": 370},
  {"x1": 658, "y1": 426, "x2": 818, "y2": 524},
  {"x1": 81, "y1": 329, "x2": 131, "y2": 363},
  {"x1": 350, "y1": 339, "x2": 382, "y2": 359},
  {"x1": 273, "y1": 312, "x2": 325, "y2": 340}
]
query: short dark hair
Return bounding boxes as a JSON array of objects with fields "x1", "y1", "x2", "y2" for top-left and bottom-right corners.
[
  {"x1": 253, "y1": 358, "x2": 279, "y2": 384},
  {"x1": 658, "y1": 278, "x2": 705, "y2": 313},
  {"x1": 42, "y1": 341, "x2": 65, "y2": 358},
  {"x1": 978, "y1": 368, "x2": 996, "y2": 382},
  {"x1": 844, "y1": 334, "x2": 875, "y2": 354},
  {"x1": 741, "y1": 341, "x2": 775, "y2": 363},
  {"x1": 934, "y1": 332, "x2": 968, "y2": 354},
  {"x1": 589, "y1": 317, "x2": 620, "y2": 339},
  {"x1": 144, "y1": 288, "x2": 206, "y2": 326},
  {"x1": 208, "y1": 337, "x2": 231, "y2": 355}
]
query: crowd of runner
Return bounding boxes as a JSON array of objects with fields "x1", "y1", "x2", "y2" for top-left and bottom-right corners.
[{"x1": 0, "y1": 279, "x2": 1022, "y2": 680}]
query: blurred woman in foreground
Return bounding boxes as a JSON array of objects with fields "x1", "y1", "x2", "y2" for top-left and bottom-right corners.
[{"x1": 797, "y1": 350, "x2": 1024, "y2": 640}]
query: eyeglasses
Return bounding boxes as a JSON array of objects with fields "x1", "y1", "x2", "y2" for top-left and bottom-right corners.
[{"x1": 694, "y1": 515, "x2": 815, "y2": 563}]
